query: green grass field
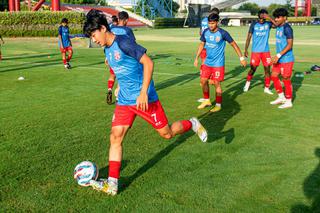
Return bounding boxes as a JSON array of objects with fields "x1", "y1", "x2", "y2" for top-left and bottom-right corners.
[{"x1": 1, "y1": 26, "x2": 320, "y2": 212}]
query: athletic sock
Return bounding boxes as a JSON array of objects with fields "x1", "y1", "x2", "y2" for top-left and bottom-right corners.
[
  {"x1": 246, "y1": 74, "x2": 253, "y2": 81},
  {"x1": 108, "y1": 80, "x2": 115, "y2": 90},
  {"x1": 203, "y1": 91, "x2": 209, "y2": 99},
  {"x1": 283, "y1": 79, "x2": 293, "y2": 99},
  {"x1": 216, "y1": 93, "x2": 222, "y2": 106},
  {"x1": 265, "y1": 76, "x2": 271, "y2": 88},
  {"x1": 109, "y1": 161, "x2": 121, "y2": 179},
  {"x1": 271, "y1": 76, "x2": 283, "y2": 94},
  {"x1": 181, "y1": 120, "x2": 192, "y2": 133},
  {"x1": 63, "y1": 59, "x2": 67, "y2": 65}
]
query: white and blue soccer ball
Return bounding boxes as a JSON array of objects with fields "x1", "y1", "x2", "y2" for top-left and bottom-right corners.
[{"x1": 74, "y1": 161, "x2": 98, "y2": 187}]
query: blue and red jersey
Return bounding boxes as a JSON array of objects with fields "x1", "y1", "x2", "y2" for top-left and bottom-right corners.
[
  {"x1": 110, "y1": 26, "x2": 136, "y2": 41},
  {"x1": 58, "y1": 25, "x2": 71, "y2": 48},
  {"x1": 104, "y1": 35, "x2": 158, "y2": 106},
  {"x1": 249, "y1": 21, "x2": 272, "y2": 53},
  {"x1": 200, "y1": 28, "x2": 234, "y2": 67},
  {"x1": 275, "y1": 23, "x2": 294, "y2": 63}
]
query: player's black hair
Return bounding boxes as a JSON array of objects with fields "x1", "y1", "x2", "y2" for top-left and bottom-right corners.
[
  {"x1": 258, "y1": 9, "x2": 268, "y2": 17},
  {"x1": 111, "y1": 15, "x2": 118, "y2": 23},
  {"x1": 83, "y1": 9, "x2": 110, "y2": 37},
  {"x1": 208, "y1": 13, "x2": 219, "y2": 22},
  {"x1": 273, "y1": 8, "x2": 289, "y2": 18},
  {"x1": 61, "y1": 18, "x2": 68, "y2": 24},
  {"x1": 118, "y1": 11, "x2": 129, "y2": 20},
  {"x1": 210, "y1": 7, "x2": 220, "y2": 15}
]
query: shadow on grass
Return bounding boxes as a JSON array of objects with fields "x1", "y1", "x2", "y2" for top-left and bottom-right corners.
[
  {"x1": 3, "y1": 53, "x2": 59, "y2": 61},
  {"x1": 0, "y1": 60, "x2": 63, "y2": 73},
  {"x1": 291, "y1": 71, "x2": 304, "y2": 102},
  {"x1": 291, "y1": 148, "x2": 320, "y2": 213},
  {"x1": 155, "y1": 73, "x2": 199, "y2": 91}
]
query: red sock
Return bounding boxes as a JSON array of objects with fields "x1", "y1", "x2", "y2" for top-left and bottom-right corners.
[
  {"x1": 246, "y1": 74, "x2": 253, "y2": 81},
  {"x1": 67, "y1": 55, "x2": 72, "y2": 62},
  {"x1": 283, "y1": 79, "x2": 293, "y2": 99},
  {"x1": 203, "y1": 91, "x2": 209, "y2": 99},
  {"x1": 271, "y1": 76, "x2": 283, "y2": 94},
  {"x1": 108, "y1": 80, "x2": 115, "y2": 90},
  {"x1": 216, "y1": 94, "x2": 222, "y2": 104},
  {"x1": 109, "y1": 161, "x2": 121, "y2": 179},
  {"x1": 265, "y1": 76, "x2": 271, "y2": 88},
  {"x1": 63, "y1": 59, "x2": 67, "y2": 65},
  {"x1": 181, "y1": 120, "x2": 192, "y2": 133}
]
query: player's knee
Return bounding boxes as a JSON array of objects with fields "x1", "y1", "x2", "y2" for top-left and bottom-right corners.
[
  {"x1": 200, "y1": 79, "x2": 208, "y2": 86},
  {"x1": 110, "y1": 128, "x2": 125, "y2": 141}
]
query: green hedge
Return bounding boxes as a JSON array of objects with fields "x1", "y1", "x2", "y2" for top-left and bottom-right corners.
[
  {"x1": 0, "y1": 11, "x2": 85, "y2": 37},
  {"x1": 154, "y1": 18, "x2": 185, "y2": 29}
]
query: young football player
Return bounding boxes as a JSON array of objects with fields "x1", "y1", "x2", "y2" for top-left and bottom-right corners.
[
  {"x1": 194, "y1": 13, "x2": 246, "y2": 112},
  {"x1": 243, "y1": 9, "x2": 277, "y2": 94},
  {"x1": 83, "y1": 9, "x2": 208, "y2": 195},
  {"x1": 270, "y1": 8, "x2": 295, "y2": 109},
  {"x1": 58, "y1": 18, "x2": 73, "y2": 69}
]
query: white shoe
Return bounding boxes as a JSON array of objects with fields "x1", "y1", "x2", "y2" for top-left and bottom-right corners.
[
  {"x1": 197, "y1": 98, "x2": 206, "y2": 103},
  {"x1": 243, "y1": 81, "x2": 250, "y2": 92},
  {"x1": 270, "y1": 97, "x2": 286, "y2": 105},
  {"x1": 278, "y1": 99, "x2": 293, "y2": 109},
  {"x1": 264, "y1": 87, "x2": 273, "y2": 95},
  {"x1": 64, "y1": 64, "x2": 69, "y2": 69},
  {"x1": 190, "y1": 117, "x2": 208, "y2": 142}
]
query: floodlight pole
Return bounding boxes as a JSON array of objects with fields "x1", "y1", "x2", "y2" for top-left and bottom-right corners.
[
  {"x1": 9, "y1": 0, "x2": 15, "y2": 11},
  {"x1": 15, "y1": 0, "x2": 20, "y2": 11},
  {"x1": 52, "y1": 0, "x2": 61, "y2": 11}
]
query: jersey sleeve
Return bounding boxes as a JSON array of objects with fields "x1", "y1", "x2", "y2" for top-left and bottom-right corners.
[
  {"x1": 284, "y1": 24, "x2": 294, "y2": 39},
  {"x1": 221, "y1": 29, "x2": 234, "y2": 43},
  {"x1": 248, "y1": 21, "x2": 255, "y2": 33},
  {"x1": 118, "y1": 36, "x2": 147, "y2": 61},
  {"x1": 200, "y1": 29, "x2": 207, "y2": 42},
  {"x1": 58, "y1": 26, "x2": 62, "y2": 36},
  {"x1": 127, "y1": 28, "x2": 136, "y2": 41}
]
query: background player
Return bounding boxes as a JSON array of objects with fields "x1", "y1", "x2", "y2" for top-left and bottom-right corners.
[
  {"x1": 194, "y1": 13, "x2": 246, "y2": 113},
  {"x1": 0, "y1": 35, "x2": 4, "y2": 61},
  {"x1": 58, "y1": 18, "x2": 73, "y2": 69},
  {"x1": 270, "y1": 8, "x2": 295, "y2": 109},
  {"x1": 243, "y1": 9, "x2": 277, "y2": 95},
  {"x1": 83, "y1": 9, "x2": 208, "y2": 195}
]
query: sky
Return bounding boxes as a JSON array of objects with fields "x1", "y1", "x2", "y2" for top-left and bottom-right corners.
[{"x1": 238, "y1": 0, "x2": 288, "y2": 6}]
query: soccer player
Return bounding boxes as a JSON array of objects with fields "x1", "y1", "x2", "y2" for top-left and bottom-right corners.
[
  {"x1": 243, "y1": 9, "x2": 277, "y2": 94},
  {"x1": 198, "y1": 7, "x2": 220, "y2": 103},
  {"x1": 106, "y1": 11, "x2": 136, "y2": 104},
  {"x1": 83, "y1": 9, "x2": 208, "y2": 195},
  {"x1": 58, "y1": 18, "x2": 73, "y2": 69},
  {"x1": 109, "y1": 15, "x2": 118, "y2": 28},
  {"x1": 0, "y1": 35, "x2": 4, "y2": 61},
  {"x1": 194, "y1": 13, "x2": 246, "y2": 112},
  {"x1": 270, "y1": 8, "x2": 295, "y2": 109}
]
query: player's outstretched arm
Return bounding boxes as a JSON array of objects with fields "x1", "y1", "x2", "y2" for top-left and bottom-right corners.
[
  {"x1": 244, "y1": 33, "x2": 252, "y2": 58},
  {"x1": 264, "y1": 14, "x2": 278, "y2": 27},
  {"x1": 230, "y1": 41, "x2": 247, "y2": 67},
  {"x1": 136, "y1": 54, "x2": 154, "y2": 111},
  {"x1": 194, "y1": 42, "x2": 205, "y2": 67},
  {"x1": 272, "y1": 38, "x2": 293, "y2": 64}
]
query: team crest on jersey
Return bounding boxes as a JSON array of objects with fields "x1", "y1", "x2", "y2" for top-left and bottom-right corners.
[
  {"x1": 114, "y1": 51, "x2": 121, "y2": 61},
  {"x1": 215, "y1": 36, "x2": 221, "y2": 42},
  {"x1": 260, "y1": 26, "x2": 264, "y2": 30}
]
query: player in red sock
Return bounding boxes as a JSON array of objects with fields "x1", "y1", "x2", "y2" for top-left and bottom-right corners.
[
  {"x1": 0, "y1": 35, "x2": 4, "y2": 61},
  {"x1": 83, "y1": 10, "x2": 208, "y2": 195},
  {"x1": 270, "y1": 8, "x2": 294, "y2": 109},
  {"x1": 194, "y1": 13, "x2": 246, "y2": 112},
  {"x1": 243, "y1": 9, "x2": 277, "y2": 94},
  {"x1": 58, "y1": 18, "x2": 73, "y2": 69}
]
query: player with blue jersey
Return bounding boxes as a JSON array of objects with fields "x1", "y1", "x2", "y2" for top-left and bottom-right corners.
[
  {"x1": 106, "y1": 11, "x2": 136, "y2": 104},
  {"x1": 83, "y1": 10, "x2": 208, "y2": 195},
  {"x1": 58, "y1": 18, "x2": 73, "y2": 69},
  {"x1": 270, "y1": 8, "x2": 295, "y2": 109},
  {"x1": 194, "y1": 13, "x2": 246, "y2": 112},
  {"x1": 197, "y1": 7, "x2": 220, "y2": 103},
  {"x1": 243, "y1": 9, "x2": 277, "y2": 94}
]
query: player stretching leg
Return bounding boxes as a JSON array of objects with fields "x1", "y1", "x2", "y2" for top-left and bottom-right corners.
[{"x1": 83, "y1": 10, "x2": 208, "y2": 195}]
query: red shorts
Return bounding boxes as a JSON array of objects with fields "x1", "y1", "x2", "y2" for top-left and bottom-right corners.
[
  {"x1": 60, "y1": 46, "x2": 72, "y2": 53},
  {"x1": 109, "y1": 66, "x2": 115, "y2": 75},
  {"x1": 200, "y1": 48, "x2": 207, "y2": 60},
  {"x1": 112, "y1": 100, "x2": 168, "y2": 129},
  {"x1": 272, "y1": 62, "x2": 294, "y2": 78},
  {"x1": 250, "y1": 52, "x2": 271, "y2": 67},
  {"x1": 200, "y1": 64, "x2": 225, "y2": 82}
]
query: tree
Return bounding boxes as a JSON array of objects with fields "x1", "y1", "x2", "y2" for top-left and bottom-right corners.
[
  {"x1": 267, "y1": 3, "x2": 285, "y2": 16},
  {"x1": 238, "y1": 2, "x2": 260, "y2": 15}
]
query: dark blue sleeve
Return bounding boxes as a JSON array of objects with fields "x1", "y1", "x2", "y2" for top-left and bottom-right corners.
[
  {"x1": 248, "y1": 21, "x2": 255, "y2": 33},
  {"x1": 200, "y1": 29, "x2": 207, "y2": 42},
  {"x1": 220, "y1": 29, "x2": 234, "y2": 43},
  {"x1": 284, "y1": 24, "x2": 293, "y2": 39},
  {"x1": 117, "y1": 36, "x2": 147, "y2": 61},
  {"x1": 58, "y1": 26, "x2": 62, "y2": 36},
  {"x1": 127, "y1": 28, "x2": 136, "y2": 41},
  {"x1": 267, "y1": 21, "x2": 273, "y2": 28}
]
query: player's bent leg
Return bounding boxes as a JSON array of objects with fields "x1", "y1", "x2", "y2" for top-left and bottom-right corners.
[
  {"x1": 270, "y1": 71, "x2": 285, "y2": 105},
  {"x1": 66, "y1": 49, "x2": 73, "y2": 69},
  {"x1": 198, "y1": 78, "x2": 212, "y2": 109},
  {"x1": 279, "y1": 76, "x2": 293, "y2": 109},
  {"x1": 263, "y1": 66, "x2": 273, "y2": 95}
]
